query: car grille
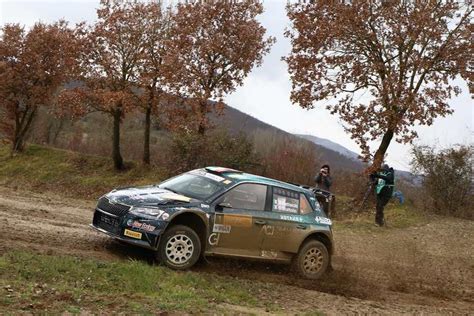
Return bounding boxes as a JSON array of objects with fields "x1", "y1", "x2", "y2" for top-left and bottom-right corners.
[
  {"x1": 93, "y1": 210, "x2": 120, "y2": 235},
  {"x1": 97, "y1": 197, "x2": 130, "y2": 216}
]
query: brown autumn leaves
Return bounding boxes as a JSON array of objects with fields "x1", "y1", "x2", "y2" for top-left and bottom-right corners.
[
  {"x1": 0, "y1": 0, "x2": 274, "y2": 170},
  {"x1": 285, "y1": 1, "x2": 472, "y2": 170},
  {"x1": 1, "y1": 1, "x2": 472, "y2": 171}
]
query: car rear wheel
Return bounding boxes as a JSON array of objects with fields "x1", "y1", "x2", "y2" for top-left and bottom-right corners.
[
  {"x1": 293, "y1": 240, "x2": 329, "y2": 279},
  {"x1": 158, "y1": 225, "x2": 201, "y2": 270}
]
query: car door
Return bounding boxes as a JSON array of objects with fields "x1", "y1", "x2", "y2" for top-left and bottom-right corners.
[
  {"x1": 208, "y1": 183, "x2": 270, "y2": 258},
  {"x1": 260, "y1": 187, "x2": 314, "y2": 255}
]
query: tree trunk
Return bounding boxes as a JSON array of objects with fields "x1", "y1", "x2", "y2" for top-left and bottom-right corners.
[
  {"x1": 143, "y1": 106, "x2": 151, "y2": 165},
  {"x1": 197, "y1": 99, "x2": 209, "y2": 135},
  {"x1": 12, "y1": 107, "x2": 37, "y2": 154},
  {"x1": 112, "y1": 108, "x2": 124, "y2": 170},
  {"x1": 371, "y1": 129, "x2": 394, "y2": 171}
]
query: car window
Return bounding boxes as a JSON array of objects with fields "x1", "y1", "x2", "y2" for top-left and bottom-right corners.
[
  {"x1": 221, "y1": 183, "x2": 267, "y2": 211},
  {"x1": 272, "y1": 187, "x2": 300, "y2": 214},
  {"x1": 300, "y1": 194, "x2": 313, "y2": 214}
]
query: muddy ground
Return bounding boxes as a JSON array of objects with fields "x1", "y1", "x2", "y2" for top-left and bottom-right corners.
[{"x1": 0, "y1": 186, "x2": 473, "y2": 315}]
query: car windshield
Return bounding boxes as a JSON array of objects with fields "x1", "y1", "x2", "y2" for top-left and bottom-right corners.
[{"x1": 159, "y1": 172, "x2": 225, "y2": 200}]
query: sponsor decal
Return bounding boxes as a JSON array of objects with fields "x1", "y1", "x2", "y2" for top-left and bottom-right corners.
[
  {"x1": 213, "y1": 224, "x2": 231, "y2": 234},
  {"x1": 315, "y1": 216, "x2": 332, "y2": 225},
  {"x1": 273, "y1": 195, "x2": 299, "y2": 214},
  {"x1": 227, "y1": 173, "x2": 246, "y2": 179},
  {"x1": 127, "y1": 220, "x2": 156, "y2": 232},
  {"x1": 200, "y1": 203, "x2": 210, "y2": 209},
  {"x1": 263, "y1": 225, "x2": 274, "y2": 236},
  {"x1": 203, "y1": 173, "x2": 225, "y2": 182},
  {"x1": 124, "y1": 229, "x2": 142, "y2": 239},
  {"x1": 261, "y1": 250, "x2": 278, "y2": 258},
  {"x1": 279, "y1": 215, "x2": 303, "y2": 222},
  {"x1": 223, "y1": 180, "x2": 232, "y2": 185},
  {"x1": 161, "y1": 213, "x2": 170, "y2": 220},
  {"x1": 191, "y1": 170, "x2": 225, "y2": 182},
  {"x1": 160, "y1": 193, "x2": 191, "y2": 202},
  {"x1": 128, "y1": 194, "x2": 146, "y2": 202},
  {"x1": 208, "y1": 232, "x2": 220, "y2": 246},
  {"x1": 222, "y1": 214, "x2": 252, "y2": 227},
  {"x1": 275, "y1": 226, "x2": 294, "y2": 233}
]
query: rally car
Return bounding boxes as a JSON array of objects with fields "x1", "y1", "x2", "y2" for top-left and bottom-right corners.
[{"x1": 91, "y1": 167, "x2": 334, "y2": 279}]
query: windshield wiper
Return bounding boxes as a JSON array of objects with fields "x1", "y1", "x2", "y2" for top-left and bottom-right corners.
[{"x1": 162, "y1": 187, "x2": 179, "y2": 194}]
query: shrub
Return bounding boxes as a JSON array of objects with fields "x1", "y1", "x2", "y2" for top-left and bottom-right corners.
[
  {"x1": 253, "y1": 130, "x2": 320, "y2": 185},
  {"x1": 411, "y1": 145, "x2": 473, "y2": 219},
  {"x1": 167, "y1": 129, "x2": 260, "y2": 174}
]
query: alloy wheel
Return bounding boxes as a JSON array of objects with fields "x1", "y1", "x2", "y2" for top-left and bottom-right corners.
[{"x1": 165, "y1": 234, "x2": 194, "y2": 265}]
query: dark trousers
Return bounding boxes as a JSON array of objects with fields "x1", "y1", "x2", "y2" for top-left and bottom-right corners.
[{"x1": 375, "y1": 193, "x2": 391, "y2": 225}]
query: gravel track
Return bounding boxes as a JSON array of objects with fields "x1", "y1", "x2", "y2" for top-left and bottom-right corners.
[{"x1": 1, "y1": 186, "x2": 473, "y2": 315}]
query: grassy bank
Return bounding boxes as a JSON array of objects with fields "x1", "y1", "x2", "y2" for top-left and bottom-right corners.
[
  {"x1": 0, "y1": 144, "x2": 166, "y2": 199},
  {"x1": 0, "y1": 251, "x2": 276, "y2": 314}
]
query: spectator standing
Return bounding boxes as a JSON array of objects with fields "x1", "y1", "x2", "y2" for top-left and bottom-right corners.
[
  {"x1": 370, "y1": 164, "x2": 395, "y2": 226},
  {"x1": 315, "y1": 164, "x2": 332, "y2": 191},
  {"x1": 314, "y1": 164, "x2": 334, "y2": 217}
]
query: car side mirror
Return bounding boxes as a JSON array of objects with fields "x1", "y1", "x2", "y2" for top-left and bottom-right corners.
[{"x1": 216, "y1": 202, "x2": 232, "y2": 212}]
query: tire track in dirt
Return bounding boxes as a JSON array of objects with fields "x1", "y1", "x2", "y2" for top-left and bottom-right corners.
[
  {"x1": 0, "y1": 186, "x2": 473, "y2": 315},
  {"x1": 0, "y1": 187, "x2": 153, "y2": 262}
]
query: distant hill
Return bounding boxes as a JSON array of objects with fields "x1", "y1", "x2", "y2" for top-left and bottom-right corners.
[
  {"x1": 211, "y1": 105, "x2": 417, "y2": 184},
  {"x1": 296, "y1": 134, "x2": 360, "y2": 161},
  {"x1": 210, "y1": 105, "x2": 364, "y2": 172}
]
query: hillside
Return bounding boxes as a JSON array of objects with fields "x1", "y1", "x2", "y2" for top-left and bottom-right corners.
[
  {"x1": 211, "y1": 106, "x2": 419, "y2": 183},
  {"x1": 296, "y1": 134, "x2": 360, "y2": 161},
  {"x1": 210, "y1": 105, "x2": 364, "y2": 171},
  {"x1": 31, "y1": 103, "x2": 365, "y2": 173}
]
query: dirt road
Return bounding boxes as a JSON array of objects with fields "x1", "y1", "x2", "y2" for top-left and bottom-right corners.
[{"x1": 1, "y1": 186, "x2": 473, "y2": 315}]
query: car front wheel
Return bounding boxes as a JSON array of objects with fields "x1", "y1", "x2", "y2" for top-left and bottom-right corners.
[
  {"x1": 293, "y1": 240, "x2": 329, "y2": 279},
  {"x1": 158, "y1": 225, "x2": 201, "y2": 270}
]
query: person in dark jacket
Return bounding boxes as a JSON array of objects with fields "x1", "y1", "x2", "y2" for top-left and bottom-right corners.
[
  {"x1": 314, "y1": 164, "x2": 334, "y2": 217},
  {"x1": 370, "y1": 164, "x2": 395, "y2": 226},
  {"x1": 315, "y1": 164, "x2": 332, "y2": 191}
]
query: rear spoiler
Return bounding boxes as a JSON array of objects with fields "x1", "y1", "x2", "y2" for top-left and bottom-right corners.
[{"x1": 289, "y1": 182, "x2": 333, "y2": 198}]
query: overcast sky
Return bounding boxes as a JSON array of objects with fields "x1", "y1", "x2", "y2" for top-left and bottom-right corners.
[{"x1": 1, "y1": 0, "x2": 472, "y2": 171}]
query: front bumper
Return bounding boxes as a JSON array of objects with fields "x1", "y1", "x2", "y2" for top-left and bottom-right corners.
[
  {"x1": 91, "y1": 208, "x2": 165, "y2": 250},
  {"x1": 89, "y1": 224, "x2": 161, "y2": 250}
]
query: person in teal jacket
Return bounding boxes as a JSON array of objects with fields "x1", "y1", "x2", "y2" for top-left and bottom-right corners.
[{"x1": 370, "y1": 164, "x2": 395, "y2": 226}]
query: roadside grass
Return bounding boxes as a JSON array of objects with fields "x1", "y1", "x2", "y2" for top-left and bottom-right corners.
[
  {"x1": 0, "y1": 144, "x2": 166, "y2": 199},
  {"x1": 333, "y1": 202, "x2": 428, "y2": 232},
  {"x1": 0, "y1": 250, "x2": 278, "y2": 314}
]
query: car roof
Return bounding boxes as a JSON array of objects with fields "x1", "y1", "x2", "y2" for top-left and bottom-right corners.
[{"x1": 204, "y1": 166, "x2": 312, "y2": 194}]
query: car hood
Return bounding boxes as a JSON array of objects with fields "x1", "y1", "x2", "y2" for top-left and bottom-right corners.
[{"x1": 105, "y1": 185, "x2": 198, "y2": 207}]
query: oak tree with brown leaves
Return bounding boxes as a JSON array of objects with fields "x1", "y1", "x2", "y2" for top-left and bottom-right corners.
[
  {"x1": 285, "y1": 0, "x2": 473, "y2": 170},
  {"x1": 137, "y1": 2, "x2": 176, "y2": 165},
  {"x1": 170, "y1": 0, "x2": 275, "y2": 134},
  {"x1": 57, "y1": 0, "x2": 147, "y2": 170},
  {"x1": 0, "y1": 21, "x2": 80, "y2": 154}
]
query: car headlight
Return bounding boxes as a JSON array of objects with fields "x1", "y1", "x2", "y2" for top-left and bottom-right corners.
[{"x1": 130, "y1": 207, "x2": 163, "y2": 217}]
